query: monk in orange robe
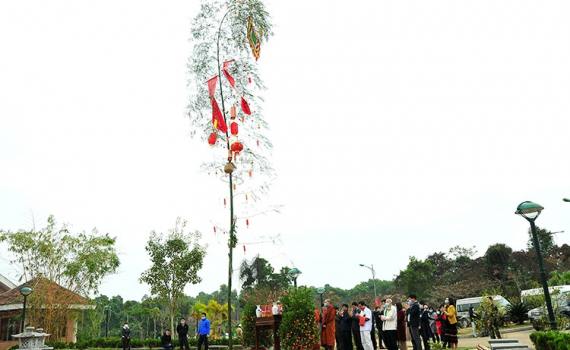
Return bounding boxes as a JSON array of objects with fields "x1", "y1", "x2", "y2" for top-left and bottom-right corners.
[{"x1": 321, "y1": 299, "x2": 336, "y2": 350}]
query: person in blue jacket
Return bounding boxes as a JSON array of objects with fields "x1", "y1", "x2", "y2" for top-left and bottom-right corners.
[{"x1": 196, "y1": 312, "x2": 211, "y2": 350}]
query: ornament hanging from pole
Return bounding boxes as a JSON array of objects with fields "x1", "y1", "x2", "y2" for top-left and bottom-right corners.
[
  {"x1": 247, "y1": 17, "x2": 261, "y2": 61},
  {"x1": 246, "y1": 219, "x2": 249, "y2": 228},
  {"x1": 230, "y1": 141, "x2": 244, "y2": 154},
  {"x1": 230, "y1": 106, "x2": 236, "y2": 119},
  {"x1": 208, "y1": 132, "x2": 217, "y2": 146},
  {"x1": 230, "y1": 122, "x2": 239, "y2": 136}
]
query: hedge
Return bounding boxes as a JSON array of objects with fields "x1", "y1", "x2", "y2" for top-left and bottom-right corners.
[
  {"x1": 8, "y1": 337, "x2": 241, "y2": 350},
  {"x1": 529, "y1": 331, "x2": 570, "y2": 350}
]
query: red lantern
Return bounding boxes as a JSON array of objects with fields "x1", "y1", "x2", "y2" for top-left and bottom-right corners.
[
  {"x1": 208, "y1": 132, "x2": 217, "y2": 146},
  {"x1": 231, "y1": 122, "x2": 238, "y2": 136},
  {"x1": 230, "y1": 141, "x2": 244, "y2": 154}
]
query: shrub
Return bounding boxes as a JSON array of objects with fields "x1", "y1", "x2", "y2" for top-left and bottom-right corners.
[
  {"x1": 530, "y1": 331, "x2": 570, "y2": 350},
  {"x1": 278, "y1": 287, "x2": 319, "y2": 350},
  {"x1": 506, "y1": 300, "x2": 532, "y2": 325}
]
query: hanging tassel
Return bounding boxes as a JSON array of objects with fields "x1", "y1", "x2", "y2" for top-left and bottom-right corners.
[
  {"x1": 257, "y1": 140, "x2": 259, "y2": 147},
  {"x1": 246, "y1": 194, "x2": 248, "y2": 201},
  {"x1": 214, "y1": 227, "x2": 216, "y2": 233},
  {"x1": 249, "y1": 170, "x2": 252, "y2": 178},
  {"x1": 234, "y1": 153, "x2": 237, "y2": 161},
  {"x1": 224, "y1": 198, "x2": 226, "y2": 207},
  {"x1": 233, "y1": 183, "x2": 236, "y2": 190},
  {"x1": 243, "y1": 245, "x2": 246, "y2": 254},
  {"x1": 248, "y1": 77, "x2": 251, "y2": 83},
  {"x1": 231, "y1": 106, "x2": 236, "y2": 119},
  {"x1": 246, "y1": 219, "x2": 249, "y2": 228},
  {"x1": 241, "y1": 116, "x2": 245, "y2": 123}
]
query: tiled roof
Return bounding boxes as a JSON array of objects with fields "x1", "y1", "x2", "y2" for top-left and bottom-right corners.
[{"x1": 0, "y1": 277, "x2": 91, "y2": 306}]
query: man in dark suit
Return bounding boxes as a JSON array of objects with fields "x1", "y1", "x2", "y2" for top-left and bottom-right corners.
[{"x1": 405, "y1": 294, "x2": 422, "y2": 350}]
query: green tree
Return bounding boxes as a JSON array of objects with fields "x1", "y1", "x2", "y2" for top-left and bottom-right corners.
[
  {"x1": 549, "y1": 270, "x2": 570, "y2": 286},
  {"x1": 139, "y1": 218, "x2": 207, "y2": 332},
  {"x1": 239, "y1": 255, "x2": 292, "y2": 291},
  {"x1": 396, "y1": 256, "x2": 436, "y2": 300},
  {"x1": 0, "y1": 215, "x2": 120, "y2": 339},
  {"x1": 483, "y1": 243, "x2": 513, "y2": 281},
  {"x1": 527, "y1": 226, "x2": 558, "y2": 255}
]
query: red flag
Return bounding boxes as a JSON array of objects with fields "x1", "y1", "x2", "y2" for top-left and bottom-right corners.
[
  {"x1": 207, "y1": 76, "x2": 218, "y2": 96},
  {"x1": 207, "y1": 76, "x2": 227, "y2": 133},
  {"x1": 222, "y1": 60, "x2": 251, "y2": 115},
  {"x1": 222, "y1": 61, "x2": 235, "y2": 87}
]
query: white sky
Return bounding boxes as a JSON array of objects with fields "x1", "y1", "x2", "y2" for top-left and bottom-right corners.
[{"x1": 1, "y1": 0, "x2": 570, "y2": 302}]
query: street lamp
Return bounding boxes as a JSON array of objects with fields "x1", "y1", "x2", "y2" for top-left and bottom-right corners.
[
  {"x1": 19, "y1": 286, "x2": 33, "y2": 332},
  {"x1": 316, "y1": 287, "x2": 326, "y2": 307},
  {"x1": 104, "y1": 305, "x2": 112, "y2": 337},
  {"x1": 516, "y1": 201, "x2": 557, "y2": 330},
  {"x1": 359, "y1": 264, "x2": 377, "y2": 302},
  {"x1": 288, "y1": 268, "x2": 302, "y2": 288}
]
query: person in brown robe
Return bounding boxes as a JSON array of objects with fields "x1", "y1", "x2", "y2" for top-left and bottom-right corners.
[{"x1": 321, "y1": 299, "x2": 336, "y2": 350}]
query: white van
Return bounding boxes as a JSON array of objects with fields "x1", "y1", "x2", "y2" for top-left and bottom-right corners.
[
  {"x1": 456, "y1": 295, "x2": 511, "y2": 328},
  {"x1": 521, "y1": 285, "x2": 570, "y2": 303}
]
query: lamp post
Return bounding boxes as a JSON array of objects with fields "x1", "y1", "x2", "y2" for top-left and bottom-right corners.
[
  {"x1": 19, "y1": 286, "x2": 33, "y2": 332},
  {"x1": 316, "y1": 287, "x2": 326, "y2": 307},
  {"x1": 516, "y1": 201, "x2": 557, "y2": 330},
  {"x1": 288, "y1": 268, "x2": 302, "y2": 288},
  {"x1": 104, "y1": 305, "x2": 112, "y2": 337},
  {"x1": 359, "y1": 264, "x2": 377, "y2": 302}
]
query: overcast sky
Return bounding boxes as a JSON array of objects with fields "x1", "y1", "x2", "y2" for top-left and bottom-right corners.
[{"x1": 1, "y1": 0, "x2": 570, "y2": 302}]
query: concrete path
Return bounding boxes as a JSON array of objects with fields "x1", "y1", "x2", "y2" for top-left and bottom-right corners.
[{"x1": 403, "y1": 329, "x2": 536, "y2": 349}]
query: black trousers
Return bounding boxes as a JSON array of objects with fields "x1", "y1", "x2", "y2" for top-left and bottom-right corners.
[
  {"x1": 352, "y1": 328, "x2": 364, "y2": 350},
  {"x1": 341, "y1": 330, "x2": 352, "y2": 350},
  {"x1": 179, "y1": 336, "x2": 190, "y2": 350},
  {"x1": 198, "y1": 334, "x2": 209, "y2": 350},
  {"x1": 122, "y1": 338, "x2": 130, "y2": 350},
  {"x1": 376, "y1": 326, "x2": 384, "y2": 348},
  {"x1": 371, "y1": 329, "x2": 377, "y2": 349},
  {"x1": 382, "y1": 330, "x2": 397, "y2": 350},
  {"x1": 489, "y1": 322, "x2": 501, "y2": 339}
]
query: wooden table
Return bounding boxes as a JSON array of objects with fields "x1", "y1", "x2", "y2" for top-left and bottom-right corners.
[{"x1": 254, "y1": 314, "x2": 282, "y2": 350}]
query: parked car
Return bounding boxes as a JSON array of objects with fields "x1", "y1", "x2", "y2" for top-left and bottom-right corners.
[
  {"x1": 528, "y1": 299, "x2": 570, "y2": 330},
  {"x1": 456, "y1": 295, "x2": 510, "y2": 328}
]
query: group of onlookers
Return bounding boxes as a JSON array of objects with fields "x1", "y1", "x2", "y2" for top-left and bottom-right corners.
[{"x1": 320, "y1": 294, "x2": 460, "y2": 350}]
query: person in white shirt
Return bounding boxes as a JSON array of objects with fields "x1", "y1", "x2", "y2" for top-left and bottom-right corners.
[
  {"x1": 358, "y1": 301, "x2": 373, "y2": 350},
  {"x1": 379, "y1": 298, "x2": 397, "y2": 350}
]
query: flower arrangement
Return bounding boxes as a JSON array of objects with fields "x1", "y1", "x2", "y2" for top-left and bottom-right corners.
[{"x1": 278, "y1": 287, "x2": 320, "y2": 350}]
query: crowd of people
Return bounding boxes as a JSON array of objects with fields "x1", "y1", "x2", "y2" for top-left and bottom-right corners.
[
  {"x1": 118, "y1": 295, "x2": 505, "y2": 350},
  {"x1": 320, "y1": 294, "x2": 460, "y2": 350}
]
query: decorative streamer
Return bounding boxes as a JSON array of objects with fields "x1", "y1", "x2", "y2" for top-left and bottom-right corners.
[
  {"x1": 222, "y1": 60, "x2": 251, "y2": 115},
  {"x1": 207, "y1": 77, "x2": 228, "y2": 132}
]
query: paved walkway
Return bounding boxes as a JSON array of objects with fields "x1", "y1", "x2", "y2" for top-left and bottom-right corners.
[{"x1": 402, "y1": 329, "x2": 536, "y2": 349}]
